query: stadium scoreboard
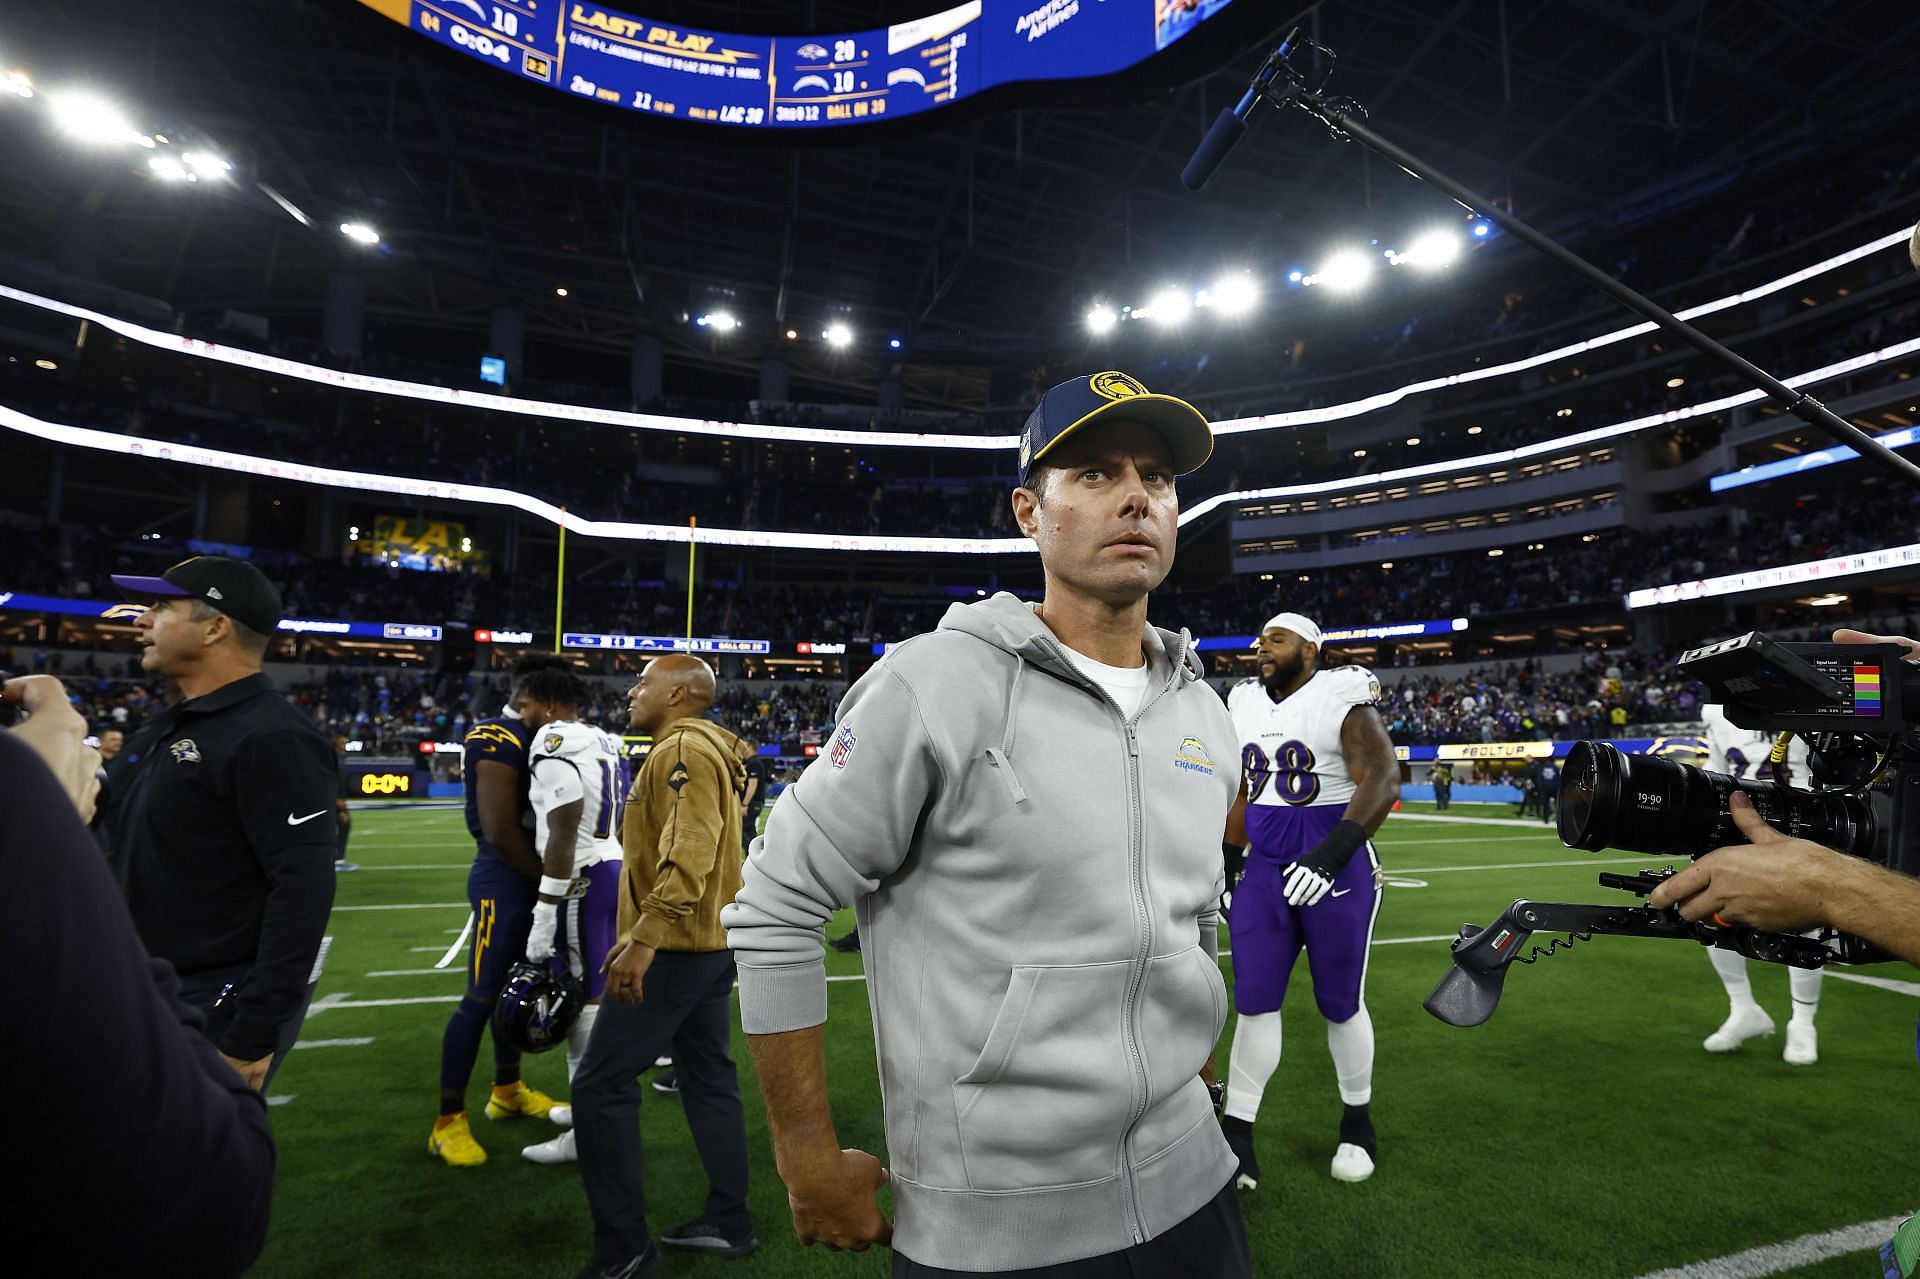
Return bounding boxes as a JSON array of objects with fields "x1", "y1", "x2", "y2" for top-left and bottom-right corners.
[{"x1": 355, "y1": 0, "x2": 1234, "y2": 130}]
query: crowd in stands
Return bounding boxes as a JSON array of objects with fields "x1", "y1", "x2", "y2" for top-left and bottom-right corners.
[
  {"x1": 7, "y1": 465, "x2": 1912, "y2": 660},
  {"x1": 28, "y1": 587, "x2": 1916, "y2": 757}
]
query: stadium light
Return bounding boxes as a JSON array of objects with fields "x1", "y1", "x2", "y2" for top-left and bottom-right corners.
[
  {"x1": 1305, "y1": 250, "x2": 1373, "y2": 291},
  {"x1": 1084, "y1": 304, "x2": 1118, "y2": 334},
  {"x1": 784, "y1": 328, "x2": 798, "y2": 340},
  {"x1": 888, "y1": 337, "x2": 903, "y2": 350},
  {"x1": 340, "y1": 221, "x2": 380, "y2": 246},
  {"x1": 1287, "y1": 270, "x2": 1304, "y2": 284},
  {"x1": 1392, "y1": 229, "x2": 1463, "y2": 270},
  {"x1": 1472, "y1": 221, "x2": 1492, "y2": 238},
  {"x1": 147, "y1": 154, "x2": 191, "y2": 182},
  {"x1": 50, "y1": 92, "x2": 140, "y2": 146},
  {"x1": 697, "y1": 311, "x2": 738, "y2": 332},
  {"x1": 180, "y1": 150, "x2": 231, "y2": 178},
  {"x1": 5, "y1": 71, "x2": 32, "y2": 99},
  {"x1": 823, "y1": 322, "x2": 853, "y2": 347},
  {"x1": 1144, "y1": 288, "x2": 1192, "y2": 325},
  {"x1": 1208, "y1": 273, "x2": 1259, "y2": 316},
  {"x1": 554, "y1": 286, "x2": 569, "y2": 297}
]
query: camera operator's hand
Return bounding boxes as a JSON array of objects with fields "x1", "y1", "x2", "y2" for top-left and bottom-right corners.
[
  {"x1": 1652, "y1": 791, "x2": 1860, "y2": 932},
  {"x1": 1832, "y1": 628, "x2": 1920, "y2": 660},
  {"x1": 2, "y1": 676, "x2": 103, "y2": 824}
]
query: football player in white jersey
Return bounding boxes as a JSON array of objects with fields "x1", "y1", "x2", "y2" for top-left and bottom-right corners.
[
  {"x1": 512, "y1": 663, "x2": 630, "y2": 1163},
  {"x1": 1697, "y1": 703, "x2": 1820, "y2": 1064},
  {"x1": 1221, "y1": 612, "x2": 1400, "y2": 1187}
]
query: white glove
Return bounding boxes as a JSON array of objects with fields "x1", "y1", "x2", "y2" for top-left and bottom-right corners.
[
  {"x1": 526, "y1": 901, "x2": 558, "y2": 962},
  {"x1": 1282, "y1": 862, "x2": 1336, "y2": 908}
]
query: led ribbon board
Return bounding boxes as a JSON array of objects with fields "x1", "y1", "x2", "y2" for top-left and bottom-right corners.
[{"x1": 355, "y1": 0, "x2": 1235, "y2": 129}]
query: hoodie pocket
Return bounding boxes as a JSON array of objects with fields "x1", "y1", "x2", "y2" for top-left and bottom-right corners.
[
  {"x1": 1127, "y1": 945, "x2": 1230, "y2": 1159},
  {"x1": 952, "y1": 960, "x2": 1134, "y2": 1192}
]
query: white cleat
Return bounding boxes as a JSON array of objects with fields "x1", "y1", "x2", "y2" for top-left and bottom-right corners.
[
  {"x1": 1782, "y1": 1021, "x2": 1818, "y2": 1066},
  {"x1": 1330, "y1": 1143, "x2": 1375, "y2": 1183},
  {"x1": 1703, "y1": 1007, "x2": 1775, "y2": 1053},
  {"x1": 522, "y1": 1129, "x2": 577, "y2": 1164},
  {"x1": 546, "y1": 1103, "x2": 573, "y2": 1128}
]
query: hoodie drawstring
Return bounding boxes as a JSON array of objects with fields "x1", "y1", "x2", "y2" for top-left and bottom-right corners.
[{"x1": 985, "y1": 658, "x2": 1029, "y2": 805}]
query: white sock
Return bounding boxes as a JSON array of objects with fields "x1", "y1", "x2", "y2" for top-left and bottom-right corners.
[
  {"x1": 566, "y1": 1002, "x2": 600, "y2": 1082},
  {"x1": 1707, "y1": 948, "x2": 1759, "y2": 1010},
  {"x1": 1788, "y1": 966, "x2": 1822, "y2": 1024},
  {"x1": 1326, "y1": 1007, "x2": 1374, "y2": 1106},
  {"x1": 1224, "y1": 1011, "x2": 1281, "y2": 1123}
]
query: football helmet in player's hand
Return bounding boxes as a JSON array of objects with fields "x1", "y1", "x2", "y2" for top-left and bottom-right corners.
[
  {"x1": 493, "y1": 962, "x2": 585, "y2": 1053},
  {"x1": 526, "y1": 901, "x2": 558, "y2": 962}
]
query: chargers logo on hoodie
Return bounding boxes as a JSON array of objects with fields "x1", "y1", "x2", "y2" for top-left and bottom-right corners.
[{"x1": 1173, "y1": 736, "x2": 1214, "y2": 776}]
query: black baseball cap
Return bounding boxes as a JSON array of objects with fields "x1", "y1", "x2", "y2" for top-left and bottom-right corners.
[
  {"x1": 112, "y1": 555, "x2": 284, "y2": 637},
  {"x1": 1018, "y1": 370, "x2": 1213, "y2": 487}
]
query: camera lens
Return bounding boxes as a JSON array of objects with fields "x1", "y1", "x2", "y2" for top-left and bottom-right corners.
[{"x1": 1558, "y1": 740, "x2": 1871, "y2": 858}]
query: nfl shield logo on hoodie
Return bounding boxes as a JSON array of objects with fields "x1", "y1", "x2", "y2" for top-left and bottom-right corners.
[{"x1": 830, "y1": 723, "x2": 857, "y2": 769}]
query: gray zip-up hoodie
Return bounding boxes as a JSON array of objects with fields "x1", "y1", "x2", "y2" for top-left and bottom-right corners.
[{"x1": 723, "y1": 593, "x2": 1239, "y2": 1272}]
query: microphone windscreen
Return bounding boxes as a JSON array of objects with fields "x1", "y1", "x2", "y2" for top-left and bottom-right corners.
[{"x1": 1181, "y1": 108, "x2": 1247, "y2": 192}]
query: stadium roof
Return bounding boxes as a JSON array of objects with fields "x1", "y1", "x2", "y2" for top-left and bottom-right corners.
[{"x1": 2, "y1": 0, "x2": 1916, "y2": 405}]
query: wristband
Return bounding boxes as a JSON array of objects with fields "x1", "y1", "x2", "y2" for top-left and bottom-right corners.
[
  {"x1": 539, "y1": 874, "x2": 581, "y2": 900},
  {"x1": 1303, "y1": 820, "x2": 1368, "y2": 876}
]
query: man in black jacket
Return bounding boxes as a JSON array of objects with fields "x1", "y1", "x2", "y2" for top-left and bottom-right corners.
[
  {"x1": 106, "y1": 556, "x2": 339, "y2": 1089},
  {"x1": 4, "y1": 674, "x2": 274, "y2": 1276}
]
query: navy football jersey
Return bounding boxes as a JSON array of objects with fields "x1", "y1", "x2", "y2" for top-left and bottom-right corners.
[{"x1": 462, "y1": 715, "x2": 534, "y2": 863}]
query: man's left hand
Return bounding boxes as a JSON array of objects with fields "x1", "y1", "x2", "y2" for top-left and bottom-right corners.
[
  {"x1": 1650, "y1": 791, "x2": 1851, "y2": 931},
  {"x1": 602, "y1": 939, "x2": 657, "y2": 1004},
  {"x1": 221, "y1": 1052, "x2": 273, "y2": 1090}
]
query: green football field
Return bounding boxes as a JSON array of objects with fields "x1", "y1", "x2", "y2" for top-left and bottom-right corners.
[{"x1": 254, "y1": 803, "x2": 1918, "y2": 1278}]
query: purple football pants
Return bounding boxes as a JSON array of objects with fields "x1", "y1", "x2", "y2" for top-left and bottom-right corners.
[
  {"x1": 1227, "y1": 845, "x2": 1381, "y2": 1020},
  {"x1": 555, "y1": 860, "x2": 623, "y2": 1001}
]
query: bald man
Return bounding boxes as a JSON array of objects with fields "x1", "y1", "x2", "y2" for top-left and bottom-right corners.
[{"x1": 569, "y1": 655, "x2": 760, "y2": 1278}]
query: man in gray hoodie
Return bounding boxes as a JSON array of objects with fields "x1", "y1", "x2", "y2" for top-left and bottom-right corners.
[{"x1": 724, "y1": 371, "x2": 1252, "y2": 1277}]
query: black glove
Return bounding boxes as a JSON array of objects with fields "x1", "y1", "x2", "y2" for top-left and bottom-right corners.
[{"x1": 1282, "y1": 820, "x2": 1367, "y2": 907}]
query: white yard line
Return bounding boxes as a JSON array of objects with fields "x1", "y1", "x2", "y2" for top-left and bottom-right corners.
[
  {"x1": 353, "y1": 864, "x2": 471, "y2": 871},
  {"x1": 368, "y1": 968, "x2": 461, "y2": 978},
  {"x1": 293, "y1": 1037, "x2": 375, "y2": 1049},
  {"x1": 1387, "y1": 856, "x2": 1649, "y2": 874},
  {"x1": 1389, "y1": 812, "x2": 1564, "y2": 829},
  {"x1": 1827, "y1": 972, "x2": 1920, "y2": 998},
  {"x1": 331, "y1": 903, "x2": 468, "y2": 912},
  {"x1": 1379, "y1": 834, "x2": 1559, "y2": 845},
  {"x1": 1630, "y1": 1216, "x2": 1910, "y2": 1278},
  {"x1": 305, "y1": 994, "x2": 463, "y2": 1014}
]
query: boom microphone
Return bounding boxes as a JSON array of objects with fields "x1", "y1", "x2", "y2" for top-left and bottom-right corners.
[{"x1": 1180, "y1": 29, "x2": 1298, "y2": 191}]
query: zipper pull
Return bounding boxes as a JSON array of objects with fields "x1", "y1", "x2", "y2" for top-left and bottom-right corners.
[{"x1": 1125, "y1": 726, "x2": 1139, "y2": 758}]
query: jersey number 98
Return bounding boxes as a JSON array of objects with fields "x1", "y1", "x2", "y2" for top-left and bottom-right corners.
[{"x1": 1242, "y1": 740, "x2": 1319, "y2": 806}]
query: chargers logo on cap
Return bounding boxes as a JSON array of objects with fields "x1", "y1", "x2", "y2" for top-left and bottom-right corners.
[
  {"x1": 1019, "y1": 433, "x2": 1032, "y2": 471},
  {"x1": 1090, "y1": 371, "x2": 1150, "y2": 401}
]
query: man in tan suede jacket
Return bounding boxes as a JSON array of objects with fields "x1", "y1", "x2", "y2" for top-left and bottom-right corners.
[{"x1": 569, "y1": 654, "x2": 759, "y2": 1279}]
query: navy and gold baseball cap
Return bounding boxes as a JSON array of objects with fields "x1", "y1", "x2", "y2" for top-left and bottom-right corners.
[
  {"x1": 1017, "y1": 370, "x2": 1213, "y2": 487},
  {"x1": 112, "y1": 555, "x2": 284, "y2": 637}
]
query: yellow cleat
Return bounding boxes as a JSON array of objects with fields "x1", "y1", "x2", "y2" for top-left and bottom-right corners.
[
  {"x1": 428, "y1": 1113, "x2": 487, "y2": 1167},
  {"x1": 484, "y1": 1082, "x2": 564, "y2": 1122}
]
